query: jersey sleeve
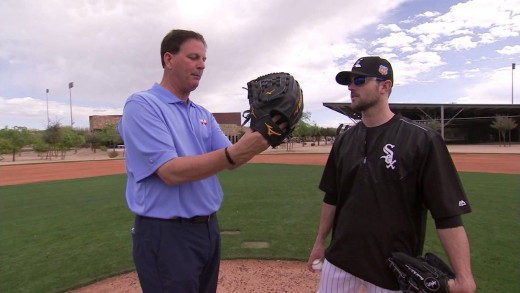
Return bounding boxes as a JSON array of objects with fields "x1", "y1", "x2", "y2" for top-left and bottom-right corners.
[
  {"x1": 319, "y1": 141, "x2": 339, "y2": 205},
  {"x1": 420, "y1": 134, "x2": 471, "y2": 219}
]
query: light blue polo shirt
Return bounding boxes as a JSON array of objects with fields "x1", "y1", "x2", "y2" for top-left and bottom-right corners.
[{"x1": 118, "y1": 83, "x2": 232, "y2": 219}]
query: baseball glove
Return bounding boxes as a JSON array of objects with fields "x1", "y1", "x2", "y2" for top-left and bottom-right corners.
[
  {"x1": 242, "y1": 72, "x2": 304, "y2": 147},
  {"x1": 387, "y1": 252, "x2": 455, "y2": 293}
]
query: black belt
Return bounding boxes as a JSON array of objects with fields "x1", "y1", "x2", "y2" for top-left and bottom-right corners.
[{"x1": 137, "y1": 213, "x2": 215, "y2": 224}]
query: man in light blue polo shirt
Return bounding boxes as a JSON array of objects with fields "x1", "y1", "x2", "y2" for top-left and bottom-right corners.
[{"x1": 118, "y1": 29, "x2": 274, "y2": 293}]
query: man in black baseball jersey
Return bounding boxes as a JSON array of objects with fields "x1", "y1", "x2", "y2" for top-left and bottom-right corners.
[{"x1": 307, "y1": 56, "x2": 476, "y2": 293}]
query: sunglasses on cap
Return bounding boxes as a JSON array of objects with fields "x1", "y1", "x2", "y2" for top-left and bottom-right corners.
[{"x1": 347, "y1": 76, "x2": 386, "y2": 86}]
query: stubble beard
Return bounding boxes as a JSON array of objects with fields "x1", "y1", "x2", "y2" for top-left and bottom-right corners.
[{"x1": 351, "y1": 94, "x2": 379, "y2": 112}]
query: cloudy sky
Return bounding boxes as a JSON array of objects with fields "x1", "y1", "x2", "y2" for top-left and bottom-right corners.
[{"x1": 1, "y1": 0, "x2": 519, "y2": 130}]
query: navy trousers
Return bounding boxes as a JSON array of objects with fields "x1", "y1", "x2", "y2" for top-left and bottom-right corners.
[{"x1": 132, "y1": 215, "x2": 220, "y2": 293}]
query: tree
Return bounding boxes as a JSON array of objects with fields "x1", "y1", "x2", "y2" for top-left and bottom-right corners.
[
  {"x1": 42, "y1": 122, "x2": 63, "y2": 159},
  {"x1": 32, "y1": 140, "x2": 50, "y2": 159},
  {"x1": 58, "y1": 127, "x2": 86, "y2": 158},
  {"x1": 98, "y1": 123, "x2": 122, "y2": 151},
  {"x1": 293, "y1": 122, "x2": 311, "y2": 144},
  {"x1": 309, "y1": 123, "x2": 321, "y2": 145},
  {"x1": 0, "y1": 126, "x2": 35, "y2": 161},
  {"x1": 490, "y1": 116, "x2": 518, "y2": 147},
  {"x1": 0, "y1": 138, "x2": 13, "y2": 160},
  {"x1": 320, "y1": 127, "x2": 337, "y2": 144},
  {"x1": 39, "y1": 122, "x2": 83, "y2": 159},
  {"x1": 293, "y1": 112, "x2": 313, "y2": 144},
  {"x1": 85, "y1": 131, "x2": 102, "y2": 152}
]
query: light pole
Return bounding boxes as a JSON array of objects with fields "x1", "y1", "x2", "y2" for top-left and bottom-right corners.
[
  {"x1": 513, "y1": 63, "x2": 516, "y2": 104},
  {"x1": 69, "y1": 82, "x2": 74, "y2": 128},
  {"x1": 46, "y1": 88, "x2": 50, "y2": 127}
]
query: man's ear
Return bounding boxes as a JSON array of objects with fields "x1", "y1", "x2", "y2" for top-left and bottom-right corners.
[
  {"x1": 163, "y1": 52, "x2": 175, "y2": 70},
  {"x1": 380, "y1": 80, "x2": 392, "y2": 95}
]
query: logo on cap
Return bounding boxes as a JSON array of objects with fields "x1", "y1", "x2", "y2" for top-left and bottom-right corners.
[{"x1": 379, "y1": 65, "x2": 389, "y2": 76}]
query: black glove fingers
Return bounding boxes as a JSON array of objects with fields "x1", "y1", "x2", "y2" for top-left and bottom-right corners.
[
  {"x1": 250, "y1": 115, "x2": 285, "y2": 147},
  {"x1": 243, "y1": 72, "x2": 304, "y2": 147}
]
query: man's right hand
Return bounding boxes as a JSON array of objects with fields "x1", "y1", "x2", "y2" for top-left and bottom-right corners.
[
  {"x1": 227, "y1": 115, "x2": 288, "y2": 166},
  {"x1": 226, "y1": 129, "x2": 269, "y2": 167},
  {"x1": 307, "y1": 242, "x2": 325, "y2": 273}
]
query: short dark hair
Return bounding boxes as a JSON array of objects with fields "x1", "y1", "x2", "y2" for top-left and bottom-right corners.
[{"x1": 160, "y1": 29, "x2": 206, "y2": 68}]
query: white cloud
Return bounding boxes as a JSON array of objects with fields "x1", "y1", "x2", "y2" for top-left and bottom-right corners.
[
  {"x1": 0, "y1": 96, "x2": 122, "y2": 129},
  {"x1": 2, "y1": 0, "x2": 413, "y2": 129},
  {"x1": 438, "y1": 0, "x2": 516, "y2": 29},
  {"x1": 377, "y1": 24, "x2": 402, "y2": 32},
  {"x1": 416, "y1": 11, "x2": 441, "y2": 18},
  {"x1": 457, "y1": 66, "x2": 519, "y2": 104},
  {"x1": 439, "y1": 71, "x2": 460, "y2": 79},
  {"x1": 408, "y1": 0, "x2": 520, "y2": 50},
  {"x1": 435, "y1": 36, "x2": 478, "y2": 51},
  {"x1": 463, "y1": 68, "x2": 481, "y2": 78},
  {"x1": 497, "y1": 45, "x2": 520, "y2": 55},
  {"x1": 372, "y1": 32, "x2": 416, "y2": 50},
  {"x1": 394, "y1": 51, "x2": 445, "y2": 85},
  {"x1": 1, "y1": 0, "x2": 519, "y2": 130},
  {"x1": 489, "y1": 25, "x2": 519, "y2": 38},
  {"x1": 478, "y1": 33, "x2": 497, "y2": 44}
]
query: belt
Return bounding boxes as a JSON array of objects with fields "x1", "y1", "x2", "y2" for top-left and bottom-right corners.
[{"x1": 137, "y1": 213, "x2": 216, "y2": 224}]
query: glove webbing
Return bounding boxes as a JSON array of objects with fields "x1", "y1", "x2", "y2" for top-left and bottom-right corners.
[{"x1": 388, "y1": 258, "x2": 424, "y2": 293}]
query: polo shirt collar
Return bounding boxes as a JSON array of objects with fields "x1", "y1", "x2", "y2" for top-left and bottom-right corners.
[{"x1": 151, "y1": 83, "x2": 194, "y2": 106}]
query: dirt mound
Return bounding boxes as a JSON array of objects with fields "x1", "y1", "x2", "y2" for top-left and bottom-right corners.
[{"x1": 69, "y1": 260, "x2": 320, "y2": 293}]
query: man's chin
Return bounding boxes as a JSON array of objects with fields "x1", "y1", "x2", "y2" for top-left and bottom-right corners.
[
  {"x1": 189, "y1": 82, "x2": 200, "y2": 91},
  {"x1": 351, "y1": 102, "x2": 362, "y2": 112}
]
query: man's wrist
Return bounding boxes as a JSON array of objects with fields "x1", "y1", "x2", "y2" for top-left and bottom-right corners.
[{"x1": 224, "y1": 147, "x2": 236, "y2": 165}]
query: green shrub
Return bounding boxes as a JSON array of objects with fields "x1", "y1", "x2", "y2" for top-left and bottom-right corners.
[{"x1": 108, "y1": 150, "x2": 119, "y2": 158}]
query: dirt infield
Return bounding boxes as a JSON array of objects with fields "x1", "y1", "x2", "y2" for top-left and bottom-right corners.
[
  {"x1": 0, "y1": 152, "x2": 518, "y2": 187},
  {"x1": 0, "y1": 160, "x2": 126, "y2": 186},
  {"x1": 1, "y1": 150, "x2": 518, "y2": 293}
]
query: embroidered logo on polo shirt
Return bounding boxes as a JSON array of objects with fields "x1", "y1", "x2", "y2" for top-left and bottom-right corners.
[
  {"x1": 380, "y1": 143, "x2": 396, "y2": 169},
  {"x1": 200, "y1": 119, "x2": 207, "y2": 126}
]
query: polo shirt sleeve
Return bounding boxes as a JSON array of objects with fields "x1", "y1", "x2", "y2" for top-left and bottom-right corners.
[
  {"x1": 119, "y1": 95, "x2": 177, "y2": 182},
  {"x1": 420, "y1": 134, "x2": 472, "y2": 219}
]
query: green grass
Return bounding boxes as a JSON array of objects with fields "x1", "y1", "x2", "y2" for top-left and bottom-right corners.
[
  {"x1": 0, "y1": 165, "x2": 518, "y2": 292},
  {"x1": 218, "y1": 164, "x2": 324, "y2": 260},
  {"x1": 424, "y1": 172, "x2": 520, "y2": 292},
  {"x1": 0, "y1": 176, "x2": 135, "y2": 293}
]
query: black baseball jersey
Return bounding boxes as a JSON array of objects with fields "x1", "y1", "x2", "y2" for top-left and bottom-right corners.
[{"x1": 319, "y1": 114, "x2": 471, "y2": 290}]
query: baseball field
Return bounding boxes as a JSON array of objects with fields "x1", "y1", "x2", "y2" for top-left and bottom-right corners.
[{"x1": 1, "y1": 145, "x2": 519, "y2": 292}]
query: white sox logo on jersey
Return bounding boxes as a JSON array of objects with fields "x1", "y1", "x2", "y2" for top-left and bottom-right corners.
[{"x1": 380, "y1": 144, "x2": 396, "y2": 169}]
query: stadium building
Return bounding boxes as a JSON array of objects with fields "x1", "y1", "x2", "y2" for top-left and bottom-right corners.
[{"x1": 323, "y1": 103, "x2": 520, "y2": 143}]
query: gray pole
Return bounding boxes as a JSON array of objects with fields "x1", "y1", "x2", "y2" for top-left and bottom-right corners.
[
  {"x1": 440, "y1": 105, "x2": 445, "y2": 140},
  {"x1": 69, "y1": 82, "x2": 74, "y2": 128},
  {"x1": 46, "y1": 89, "x2": 50, "y2": 127},
  {"x1": 513, "y1": 63, "x2": 516, "y2": 104}
]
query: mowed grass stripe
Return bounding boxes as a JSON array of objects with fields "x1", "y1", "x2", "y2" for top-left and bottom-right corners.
[{"x1": 0, "y1": 165, "x2": 518, "y2": 292}]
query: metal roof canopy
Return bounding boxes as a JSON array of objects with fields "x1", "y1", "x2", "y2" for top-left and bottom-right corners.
[{"x1": 323, "y1": 103, "x2": 520, "y2": 139}]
